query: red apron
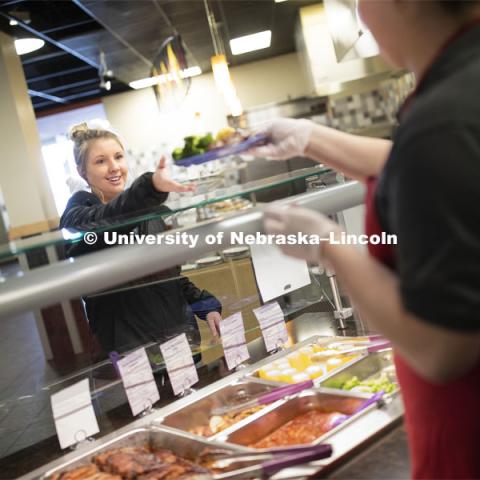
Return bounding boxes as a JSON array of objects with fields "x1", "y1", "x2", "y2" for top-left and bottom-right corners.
[{"x1": 365, "y1": 177, "x2": 480, "y2": 479}]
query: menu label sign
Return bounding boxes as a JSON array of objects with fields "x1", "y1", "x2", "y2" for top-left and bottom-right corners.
[
  {"x1": 160, "y1": 334, "x2": 198, "y2": 395},
  {"x1": 253, "y1": 301, "x2": 289, "y2": 352},
  {"x1": 220, "y1": 312, "x2": 250, "y2": 370},
  {"x1": 51, "y1": 379, "x2": 99, "y2": 449},
  {"x1": 117, "y1": 348, "x2": 160, "y2": 416}
]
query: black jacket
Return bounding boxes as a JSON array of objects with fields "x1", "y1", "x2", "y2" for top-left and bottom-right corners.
[{"x1": 60, "y1": 173, "x2": 221, "y2": 354}]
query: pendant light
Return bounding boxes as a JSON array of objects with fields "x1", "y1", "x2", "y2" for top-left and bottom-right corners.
[{"x1": 204, "y1": 0, "x2": 243, "y2": 117}]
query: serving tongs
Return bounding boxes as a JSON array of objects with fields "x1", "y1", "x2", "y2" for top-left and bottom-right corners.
[
  {"x1": 315, "y1": 339, "x2": 392, "y2": 358},
  {"x1": 329, "y1": 390, "x2": 385, "y2": 429},
  {"x1": 211, "y1": 380, "x2": 313, "y2": 417},
  {"x1": 206, "y1": 444, "x2": 333, "y2": 479}
]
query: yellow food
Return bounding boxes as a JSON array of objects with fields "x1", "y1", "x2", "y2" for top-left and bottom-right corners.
[
  {"x1": 279, "y1": 368, "x2": 299, "y2": 383},
  {"x1": 326, "y1": 357, "x2": 343, "y2": 371},
  {"x1": 216, "y1": 127, "x2": 236, "y2": 142},
  {"x1": 256, "y1": 342, "x2": 362, "y2": 384},
  {"x1": 291, "y1": 372, "x2": 310, "y2": 383},
  {"x1": 287, "y1": 352, "x2": 309, "y2": 371},
  {"x1": 264, "y1": 369, "x2": 283, "y2": 382},
  {"x1": 305, "y1": 364, "x2": 326, "y2": 379}
]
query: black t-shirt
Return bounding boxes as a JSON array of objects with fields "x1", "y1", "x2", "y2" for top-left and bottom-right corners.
[{"x1": 375, "y1": 24, "x2": 480, "y2": 332}]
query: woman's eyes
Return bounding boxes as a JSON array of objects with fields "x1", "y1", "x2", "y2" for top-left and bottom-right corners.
[{"x1": 94, "y1": 155, "x2": 123, "y2": 164}]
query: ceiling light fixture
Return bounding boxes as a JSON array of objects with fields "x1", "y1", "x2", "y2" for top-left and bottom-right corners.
[
  {"x1": 99, "y1": 78, "x2": 112, "y2": 91},
  {"x1": 230, "y1": 30, "x2": 272, "y2": 55},
  {"x1": 8, "y1": 11, "x2": 31, "y2": 25},
  {"x1": 204, "y1": 0, "x2": 243, "y2": 117},
  {"x1": 275, "y1": 0, "x2": 288, "y2": 3},
  {"x1": 129, "y1": 66, "x2": 202, "y2": 90},
  {"x1": 211, "y1": 54, "x2": 232, "y2": 95},
  {"x1": 98, "y1": 51, "x2": 114, "y2": 91},
  {"x1": 14, "y1": 38, "x2": 45, "y2": 55}
]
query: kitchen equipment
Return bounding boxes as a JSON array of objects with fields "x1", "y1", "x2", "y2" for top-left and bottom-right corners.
[
  {"x1": 211, "y1": 380, "x2": 313, "y2": 416},
  {"x1": 320, "y1": 350, "x2": 398, "y2": 396},
  {"x1": 221, "y1": 389, "x2": 371, "y2": 448},
  {"x1": 196, "y1": 256, "x2": 223, "y2": 267},
  {"x1": 160, "y1": 380, "x2": 280, "y2": 436},
  {"x1": 40, "y1": 426, "x2": 247, "y2": 479},
  {"x1": 221, "y1": 247, "x2": 250, "y2": 260},
  {"x1": 211, "y1": 444, "x2": 333, "y2": 479}
]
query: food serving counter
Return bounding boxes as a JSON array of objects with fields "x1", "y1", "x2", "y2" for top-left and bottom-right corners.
[
  {"x1": 19, "y1": 334, "x2": 403, "y2": 480},
  {"x1": 0, "y1": 180, "x2": 408, "y2": 478}
]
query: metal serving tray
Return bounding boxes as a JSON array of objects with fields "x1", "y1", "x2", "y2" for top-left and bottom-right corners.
[
  {"x1": 39, "y1": 426, "x2": 248, "y2": 479},
  {"x1": 319, "y1": 350, "x2": 398, "y2": 395},
  {"x1": 219, "y1": 389, "x2": 371, "y2": 448},
  {"x1": 160, "y1": 379, "x2": 279, "y2": 437},
  {"x1": 246, "y1": 336, "x2": 365, "y2": 386}
]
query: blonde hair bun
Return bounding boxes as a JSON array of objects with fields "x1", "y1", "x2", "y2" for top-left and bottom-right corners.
[{"x1": 69, "y1": 122, "x2": 89, "y2": 142}]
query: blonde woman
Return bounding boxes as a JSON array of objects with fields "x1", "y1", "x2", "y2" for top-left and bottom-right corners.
[{"x1": 60, "y1": 124, "x2": 222, "y2": 356}]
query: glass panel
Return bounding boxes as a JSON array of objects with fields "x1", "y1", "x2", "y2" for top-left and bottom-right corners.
[
  {"x1": 0, "y1": 315, "x2": 361, "y2": 477},
  {"x1": 0, "y1": 165, "x2": 331, "y2": 260},
  {"x1": 0, "y1": 170, "x2": 368, "y2": 477},
  {"x1": 0, "y1": 234, "x2": 360, "y2": 472}
]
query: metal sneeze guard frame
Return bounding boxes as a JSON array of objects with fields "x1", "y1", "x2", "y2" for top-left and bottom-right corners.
[{"x1": 0, "y1": 181, "x2": 364, "y2": 320}]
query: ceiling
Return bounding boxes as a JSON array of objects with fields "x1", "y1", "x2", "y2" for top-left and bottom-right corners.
[{"x1": 0, "y1": 0, "x2": 320, "y2": 114}]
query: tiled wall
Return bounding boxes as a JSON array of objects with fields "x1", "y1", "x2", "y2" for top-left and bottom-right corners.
[{"x1": 328, "y1": 73, "x2": 415, "y2": 131}]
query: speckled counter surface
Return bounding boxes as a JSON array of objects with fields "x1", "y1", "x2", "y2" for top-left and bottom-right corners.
[{"x1": 326, "y1": 424, "x2": 410, "y2": 480}]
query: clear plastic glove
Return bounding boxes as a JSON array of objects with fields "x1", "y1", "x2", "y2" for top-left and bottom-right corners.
[
  {"x1": 248, "y1": 118, "x2": 314, "y2": 160},
  {"x1": 263, "y1": 204, "x2": 341, "y2": 264},
  {"x1": 152, "y1": 156, "x2": 196, "y2": 193}
]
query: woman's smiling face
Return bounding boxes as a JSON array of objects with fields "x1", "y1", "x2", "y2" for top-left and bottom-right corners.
[{"x1": 84, "y1": 138, "x2": 128, "y2": 202}]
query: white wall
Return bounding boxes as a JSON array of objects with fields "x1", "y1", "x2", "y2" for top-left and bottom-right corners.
[
  {"x1": 36, "y1": 103, "x2": 107, "y2": 143},
  {"x1": 0, "y1": 32, "x2": 57, "y2": 233},
  {"x1": 231, "y1": 53, "x2": 311, "y2": 109},
  {"x1": 102, "y1": 53, "x2": 311, "y2": 153}
]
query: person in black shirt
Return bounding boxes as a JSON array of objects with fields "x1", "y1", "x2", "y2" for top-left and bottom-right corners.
[
  {"x1": 250, "y1": 1, "x2": 480, "y2": 478},
  {"x1": 60, "y1": 123, "x2": 222, "y2": 356}
]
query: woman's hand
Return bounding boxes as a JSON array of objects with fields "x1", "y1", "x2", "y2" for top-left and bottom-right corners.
[
  {"x1": 206, "y1": 311, "x2": 222, "y2": 338},
  {"x1": 263, "y1": 204, "x2": 341, "y2": 264},
  {"x1": 248, "y1": 118, "x2": 314, "y2": 160},
  {"x1": 152, "y1": 156, "x2": 195, "y2": 193}
]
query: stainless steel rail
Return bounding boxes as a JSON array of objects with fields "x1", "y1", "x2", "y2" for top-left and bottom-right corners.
[{"x1": 0, "y1": 182, "x2": 364, "y2": 319}]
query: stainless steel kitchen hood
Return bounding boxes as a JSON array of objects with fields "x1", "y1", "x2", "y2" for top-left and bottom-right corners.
[{"x1": 296, "y1": 2, "x2": 395, "y2": 96}]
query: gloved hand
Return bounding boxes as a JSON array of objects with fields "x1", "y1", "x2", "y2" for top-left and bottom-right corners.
[
  {"x1": 249, "y1": 118, "x2": 314, "y2": 160},
  {"x1": 263, "y1": 204, "x2": 342, "y2": 264}
]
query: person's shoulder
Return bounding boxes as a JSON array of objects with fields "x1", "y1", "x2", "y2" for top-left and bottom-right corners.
[
  {"x1": 65, "y1": 190, "x2": 99, "y2": 208},
  {"x1": 399, "y1": 66, "x2": 480, "y2": 143},
  {"x1": 60, "y1": 191, "x2": 100, "y2": 228}
]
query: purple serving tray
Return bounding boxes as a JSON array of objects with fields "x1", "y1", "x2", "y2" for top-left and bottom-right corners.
[{"x1": 174, "y1": 133, "x2": 268, "y2": 167}]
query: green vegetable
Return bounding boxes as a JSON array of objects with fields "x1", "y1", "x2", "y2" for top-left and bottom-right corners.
[
  {"x1": 341, "y1": 373, "x2": 396, "y2": 394},
  {"x1": 183, "y1": 135, "x2": 197, "y2": 146},
  {"x1": 172, "y1": 134, "x2": 211, "y2": 161},
  {"x1": 172, "y1": 147, "x2": 184, "y2": 161},
  {"x1": 197, "y1": 133, "x2": 214, "y2": 149},
  {"x1": 343, "y1": 376, "x2": 360, "y2": 390}
]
